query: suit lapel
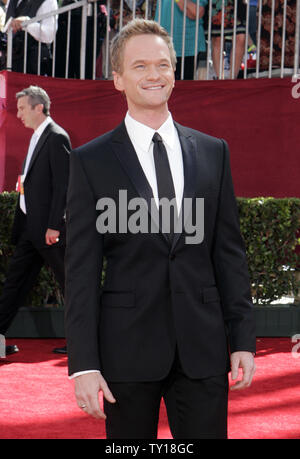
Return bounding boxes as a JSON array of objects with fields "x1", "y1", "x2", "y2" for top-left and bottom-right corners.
[
  {"x1": 111, "y1": 121, "x2": 163, "y2": 242},
  {"x1": 24, "y1": 123, "x2": 52, "y2": 181},
  {"x1": 172, "y1": 122, "x2": 198, "y2": 250}
]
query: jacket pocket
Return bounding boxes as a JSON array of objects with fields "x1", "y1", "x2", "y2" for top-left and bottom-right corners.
[
  {"x1": 202, "y1": 286, "x2": 220, "y2": 303},
  {"x1": 101, "y1": 291, "x2": 135, "y2": 308}
]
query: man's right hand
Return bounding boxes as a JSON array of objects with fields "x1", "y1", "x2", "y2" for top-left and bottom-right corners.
[{"x1": 74, "y1": 372, "x2": 116, "y2": 419}]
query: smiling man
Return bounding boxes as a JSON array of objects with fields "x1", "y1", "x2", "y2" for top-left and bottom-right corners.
[
  {"x1": 65, "y1": 19, "x2": 256, "y2": 439},
  {"x1": 0, "y1": 86, "x2": 70, "y2": 358},
  {"x1": 112, "y1": 33, "x2": 175, "y2": 123}
]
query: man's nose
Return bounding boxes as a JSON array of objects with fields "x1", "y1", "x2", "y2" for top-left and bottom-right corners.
[{"x1": 146, "y1": 65, "x2": 160, "y2": 80}]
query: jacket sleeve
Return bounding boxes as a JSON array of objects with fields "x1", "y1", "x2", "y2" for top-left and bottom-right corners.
[
  {"x1": 47, "y1": 133, "x2": 71, "y2": 231},
  {"x1": 64, "y1": 149, "x2": 103, "y2": 376},
  {"x1": 212, "y1": 139, "x2": 256, "y2": 354}
]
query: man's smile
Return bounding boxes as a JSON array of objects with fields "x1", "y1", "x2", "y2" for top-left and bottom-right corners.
[{"x1": 143, "y1": 85, "x2": 164, "y2": 90}]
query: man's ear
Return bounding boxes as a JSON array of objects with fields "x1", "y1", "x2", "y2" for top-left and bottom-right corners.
[
  {"x1": 34, "y1": 103, "x2": 44, "y2": 115},
  {"x1": 113, "y1": 71, "x2": 124, "y2": 92}
]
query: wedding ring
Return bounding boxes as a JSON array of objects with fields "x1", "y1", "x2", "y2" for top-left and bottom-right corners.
[
  {"x1": 80, "y1": 404, "x2": 87, "y2": 409},
  {"x1": 56, "y1": 238, "x2": 59, "y2": 242}
]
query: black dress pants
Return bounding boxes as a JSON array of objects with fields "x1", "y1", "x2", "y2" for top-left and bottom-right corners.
[
  {"x1": 0, "y1": 229, "x2": 65, "y2": 335},
  {"x1": 104, "y1": 350, "x2": 228, "y2": 439}
]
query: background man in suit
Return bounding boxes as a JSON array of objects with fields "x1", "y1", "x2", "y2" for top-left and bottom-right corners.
[
  {"x1": 0, "y1": 85, "x2": 70, "y2": 357},
  {"x1": 65, "y1": 19, "x2": 256, "y2": 439}
]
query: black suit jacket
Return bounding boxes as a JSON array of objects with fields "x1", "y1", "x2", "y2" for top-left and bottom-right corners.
[
  {"x1": 12, "y1": 120, "x2": 71, "y2": 249},
  {"x1": 65, "y1": 121, "x2": 256, "y2": 381}
]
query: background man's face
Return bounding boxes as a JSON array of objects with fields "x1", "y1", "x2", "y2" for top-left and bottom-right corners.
[{"x1": 17, "y1": 96, "x2": 42, "y2": 130}]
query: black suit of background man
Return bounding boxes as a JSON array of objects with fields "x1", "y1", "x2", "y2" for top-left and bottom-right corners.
[{"x1": 0, "y1": 89, "x2": 70, "y2": 355}]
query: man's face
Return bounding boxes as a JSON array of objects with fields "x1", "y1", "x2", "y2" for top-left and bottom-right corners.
[
  {"x1": 113, "y1": 34, "x2": 175, "y2": 115},
  {"x1": 17, "y1": 96, "x2": 41, "y2": 129}
]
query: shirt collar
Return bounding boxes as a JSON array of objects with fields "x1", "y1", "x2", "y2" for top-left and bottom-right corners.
[
  {"x1": 34, "y1": 116, "x2": 52, "y2": 139},
  {"x1": 125, "y1": 112, "x2": 176, "y2": 153}
]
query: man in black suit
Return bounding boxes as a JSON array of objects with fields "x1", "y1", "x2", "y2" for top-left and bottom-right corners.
[
  {"x1": 65, "y1": 19, "x2": 256, "y2": 439},
  {"x1": 0, "y1": 85, "x2": 70, "y2": 357}
]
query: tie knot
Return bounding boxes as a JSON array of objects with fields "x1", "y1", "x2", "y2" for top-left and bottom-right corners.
[{"x1": 152, "y1": 132, "x2": 163, "y2": 144}]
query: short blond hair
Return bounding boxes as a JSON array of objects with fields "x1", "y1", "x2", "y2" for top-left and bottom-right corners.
[{"x1": 110, "y1": 18, "x2": 177, "y2": 74}]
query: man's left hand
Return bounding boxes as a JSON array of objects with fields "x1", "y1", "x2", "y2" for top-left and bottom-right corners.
[
  {"x1": 45, "y1": 228, "x2": 60, "y2": 245},
  {"x1": 230, "y1": 351, "x2": 256, "y2": 391}
]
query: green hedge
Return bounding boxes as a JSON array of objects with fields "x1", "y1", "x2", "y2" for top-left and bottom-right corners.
[
  {"x1": 0, "y1": 192, "x2": 63, "y2": 307},
  {"x1": 0, "y1": 192, "x2": 299, "y2": 306},
  {"x1": 237, "y1": 197, "x2": 300, "y2": 304}
]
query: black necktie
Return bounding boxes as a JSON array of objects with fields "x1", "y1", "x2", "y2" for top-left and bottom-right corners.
[{"x1": 152, "y1": 132, "x2": 176, "y2": 239}]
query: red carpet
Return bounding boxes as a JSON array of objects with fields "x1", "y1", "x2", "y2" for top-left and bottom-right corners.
[{"x1": 0, "y1": 338, "x2": 300, "y2": 439}]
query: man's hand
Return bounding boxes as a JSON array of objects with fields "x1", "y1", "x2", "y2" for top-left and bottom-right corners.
[
  {"x1": 45, "y1": 228, "x2": 60, "y2": 245},
  {"x1": 74, "y1": 372, "x2": 116, "y2": 419},
  {"x1": 230, "y1": 351, "x2": 256, "y2": 391},
  {"x1": 11, "y1": 17, "x2": 29, "y2": 33}
]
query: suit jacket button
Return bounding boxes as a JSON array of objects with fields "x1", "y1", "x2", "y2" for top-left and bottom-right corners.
[{"x1": 169, "y1": 254, "x2": 175, "y2": 260}]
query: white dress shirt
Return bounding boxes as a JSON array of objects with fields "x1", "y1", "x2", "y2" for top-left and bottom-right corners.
[
  {"x1": 70, "y1": 112, "x2": 185, "y2": 380},
  {"x1": 20, "y1": 116, "x2": 53, "y2": 214},
  {"x1": 125, "y1": 112, "x2": 184, "y2": 214},
  {"x1": 6, "y1": 0, "x2": 58, "y2": 43}
]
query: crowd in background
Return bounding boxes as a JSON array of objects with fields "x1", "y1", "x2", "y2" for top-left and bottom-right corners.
[{"x1": 0, "y1": 0, "x2": 298, "y2": 80}]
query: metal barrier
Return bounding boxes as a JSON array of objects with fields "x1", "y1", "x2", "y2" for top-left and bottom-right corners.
[{"x1": 1, "y1": 0, "x2": 299, "y2": 80}]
